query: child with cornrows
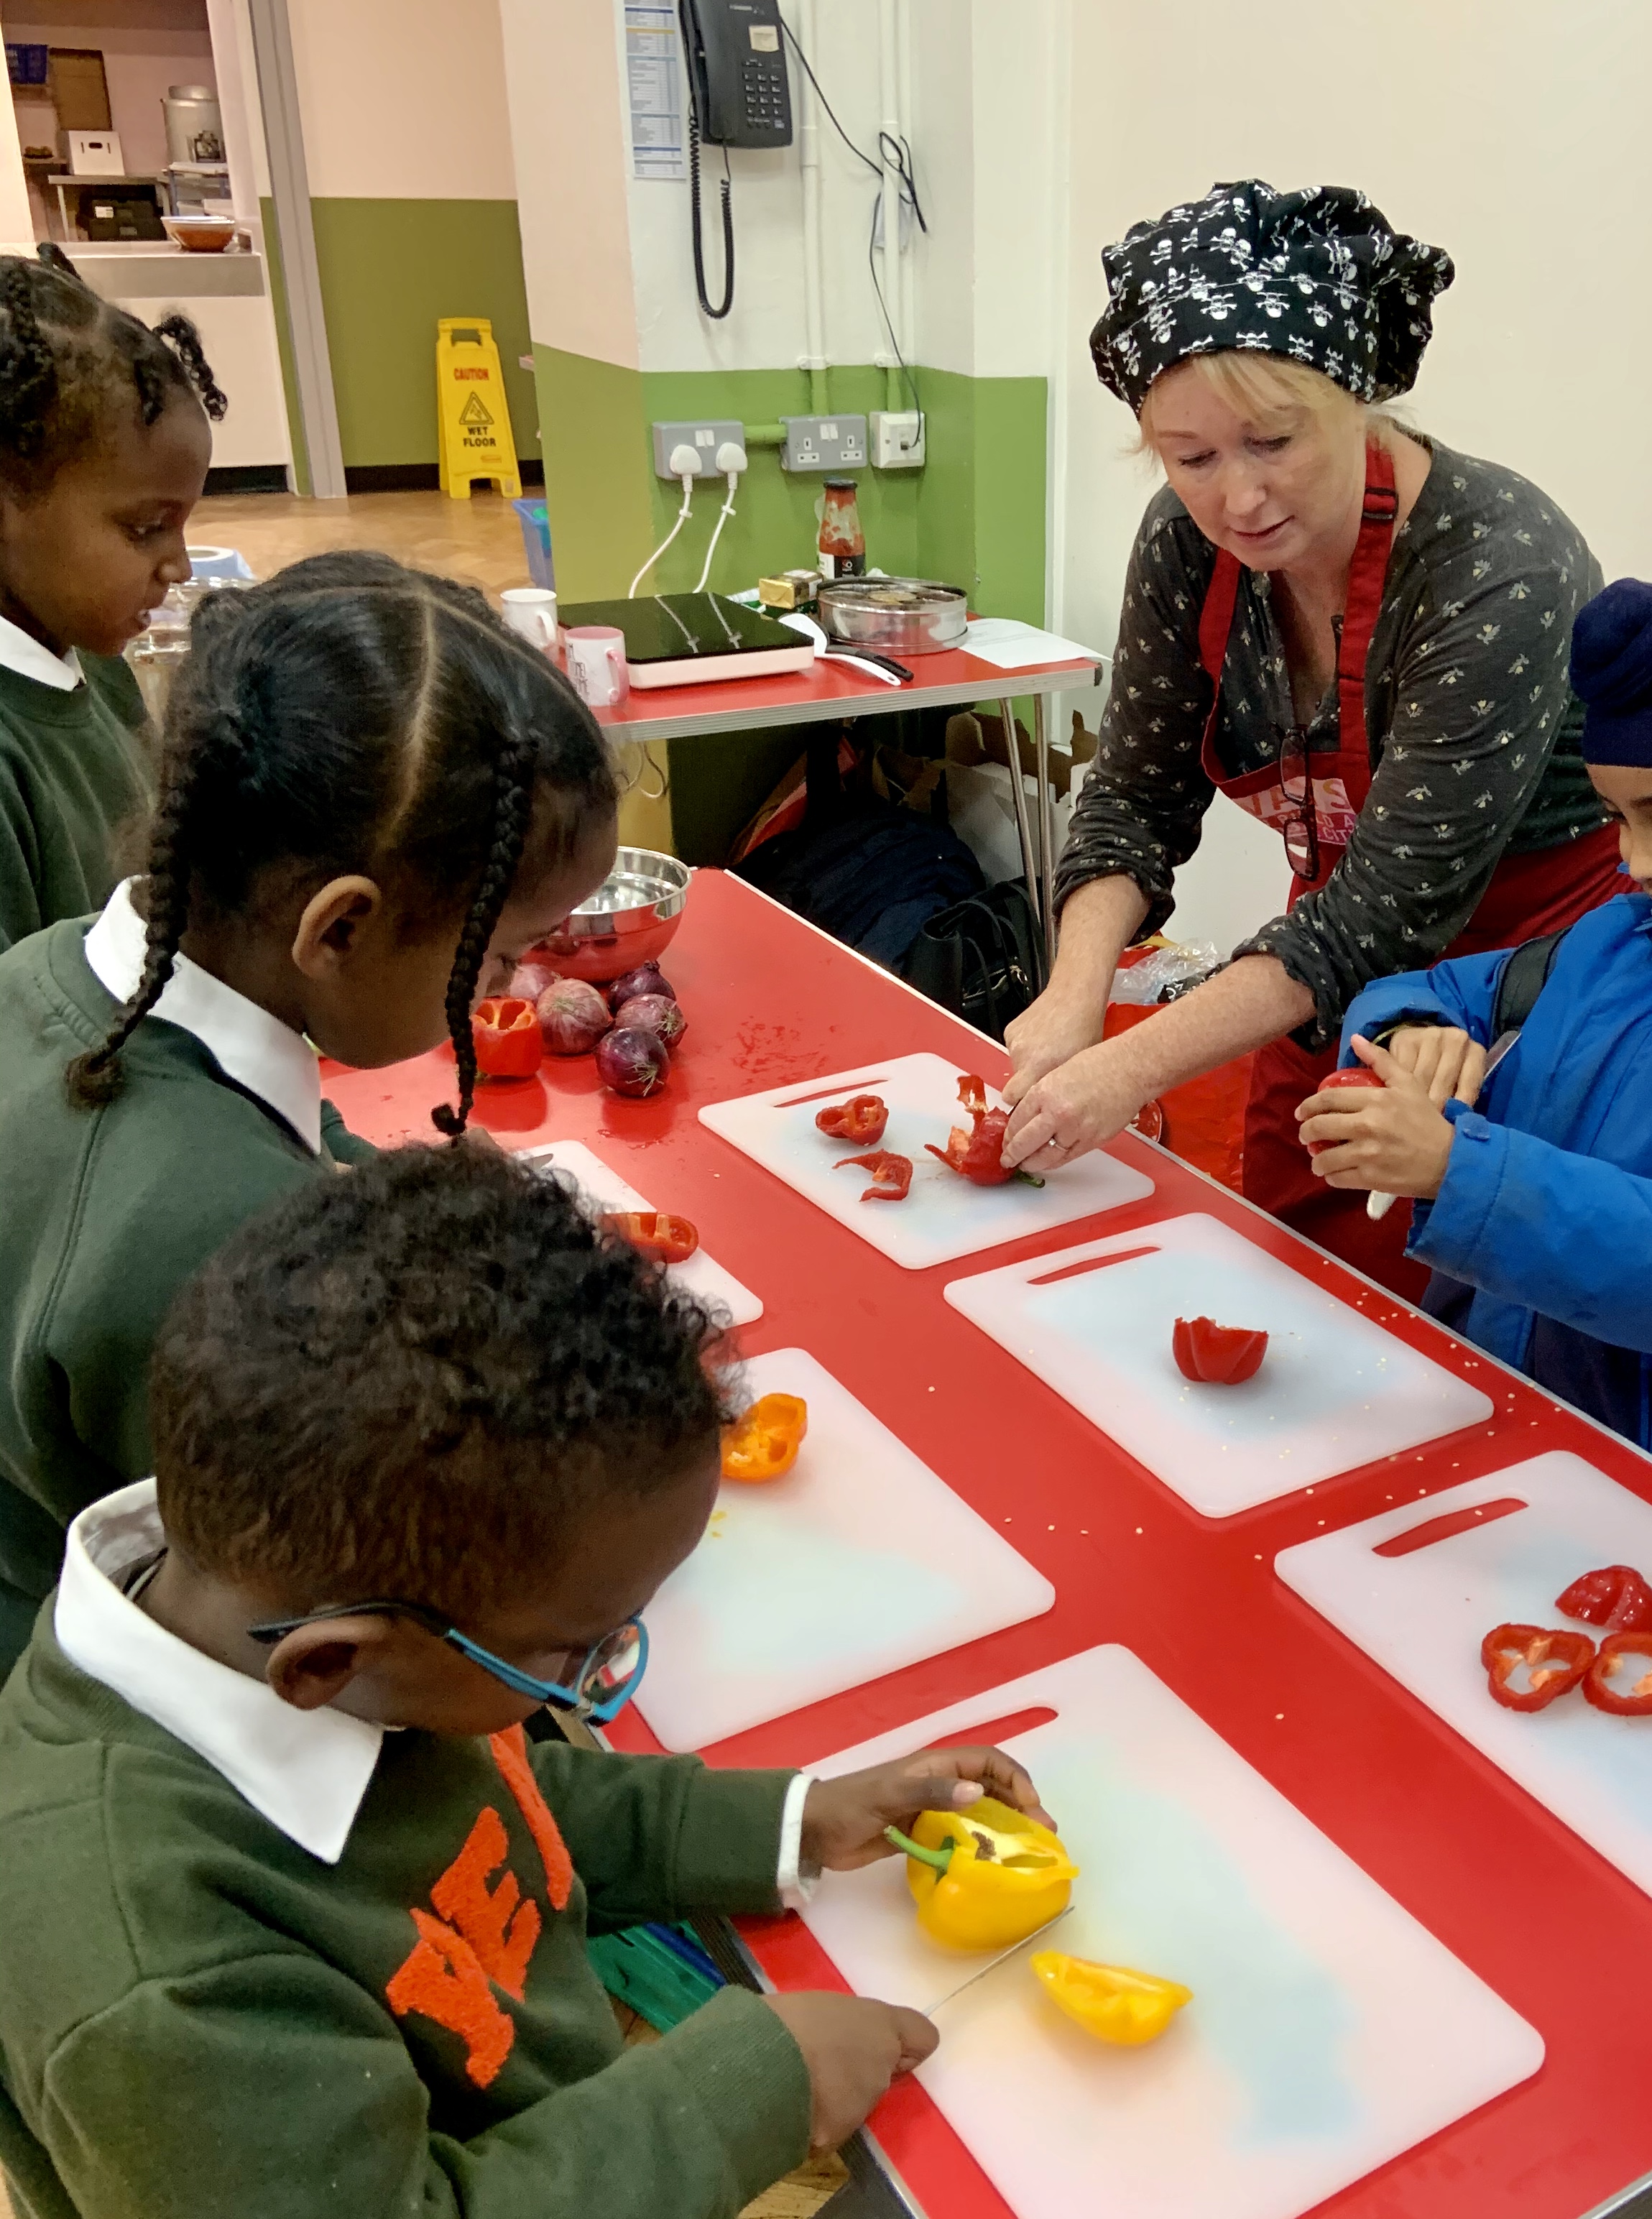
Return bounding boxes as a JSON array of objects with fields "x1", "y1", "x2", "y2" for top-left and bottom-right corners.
[
  {"x1": 0, "y1": 247, "x2": 225, "y2": 947},
  {"x1": 0, "y1": 551, "x2": 619, "y2": 1672}
]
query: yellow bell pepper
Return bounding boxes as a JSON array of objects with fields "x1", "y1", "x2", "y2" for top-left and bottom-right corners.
[
  {"x1": 1030, "y1": 1952, "x2": 1192, "y2": 2046},
  {"x1": 887, "y1": 1796, "x2": 1078, "y2": 1952}
]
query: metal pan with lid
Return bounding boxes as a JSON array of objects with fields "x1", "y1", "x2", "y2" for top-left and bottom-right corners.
[{"x1": 817, "y1": 578, "x2": 967, "y2": 656}]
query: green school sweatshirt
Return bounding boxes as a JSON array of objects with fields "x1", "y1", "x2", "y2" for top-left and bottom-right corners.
[
  {"x1": 0, "y1": 919, "x2": 372, "y2": 1674},
  {"x1": 0, "y1": 656, "x2": 154, "y2": 953},
  {"x1": 0, "y1": 1623, "x2": 811, "y2": 2219}
]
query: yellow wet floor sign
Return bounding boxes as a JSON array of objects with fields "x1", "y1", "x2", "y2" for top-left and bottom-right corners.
[{"x1": 436, "y1": 317, "x2": 520, "y2": 499}]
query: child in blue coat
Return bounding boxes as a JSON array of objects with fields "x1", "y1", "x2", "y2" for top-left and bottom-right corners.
[{"x1": 1297, "y1": 576, "x2": 1652, "y2": 1447}]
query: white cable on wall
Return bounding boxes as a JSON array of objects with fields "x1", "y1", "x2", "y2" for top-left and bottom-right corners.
[
  {"x1": 693, "y1": 443, "x2": 747, "y2": 594},
  {"x1": 628, "y1": 445, "x2": 700, "y2": 599}
]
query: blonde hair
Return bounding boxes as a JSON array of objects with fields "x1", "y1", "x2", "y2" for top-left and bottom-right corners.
[{"x1": 1135, "y1": 352, "x2": 1405, "y2": 461}]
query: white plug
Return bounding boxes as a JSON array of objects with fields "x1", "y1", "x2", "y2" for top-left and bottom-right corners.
[
  {"x1": 668, "y1": 441, "x2": 702, "y2": 478},
  {"x1": 714, "y1": 440, "x2": 748, "y2": 475}
]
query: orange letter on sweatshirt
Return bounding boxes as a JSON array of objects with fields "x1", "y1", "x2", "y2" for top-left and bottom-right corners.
[
  {"x1": 430, "y1": 1804, "x2": 540, "y2": 1999},
  {"x1": 387, "y1": 1909, "x2": 515, "y2": 2087}
]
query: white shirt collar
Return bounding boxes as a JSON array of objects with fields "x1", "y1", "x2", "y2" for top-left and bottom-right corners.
[
  {"x1": 54, "y1": 1480, "x2": 384, "y2": 1864},
  {"x1": 84, "y1": 879, "x2": 323, "y2": 1154},
  {"x1": 0, "y1": 608, "x2": 82, "y2": 691}
]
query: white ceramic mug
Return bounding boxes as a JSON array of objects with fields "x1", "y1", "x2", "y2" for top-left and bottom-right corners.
[
  {"x1": 563, "y1": 624, "x2": 629, "y2": 707},
  {"x1": 500, "y1": 585, "x2": 558, "y2": 653}
]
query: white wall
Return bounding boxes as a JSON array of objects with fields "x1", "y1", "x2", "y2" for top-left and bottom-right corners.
[{"x1": 1051, "y1": 0, "x2": 1652, "y2": 954}]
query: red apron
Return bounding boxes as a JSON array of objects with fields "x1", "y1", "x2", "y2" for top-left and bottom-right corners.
[{"x1": 1196, "y1": 444, "x2": 1623, "y2": 1297}]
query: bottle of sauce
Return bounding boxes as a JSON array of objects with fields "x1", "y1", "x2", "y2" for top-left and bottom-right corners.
[{"x1": 818, "y1": 477, "x2": 865, "y2": 580}]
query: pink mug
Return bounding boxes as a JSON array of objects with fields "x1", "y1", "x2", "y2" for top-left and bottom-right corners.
[{"x1": 563, "y1": 624, "x2": 629, "y2": 707}]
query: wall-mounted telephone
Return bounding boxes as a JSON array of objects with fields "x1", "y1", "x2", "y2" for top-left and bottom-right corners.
[{"x1": 678, "y1": 0, "x2": 793, "y2": 319}]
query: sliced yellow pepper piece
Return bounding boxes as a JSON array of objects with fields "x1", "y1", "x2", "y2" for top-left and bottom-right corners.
[
  {"x1": 891, "y1": 1796, "x2": 1078, "y2": 1952},
  {"x1": 1030, "y1": 1952, "x2": 1192, "y2": 2046}
]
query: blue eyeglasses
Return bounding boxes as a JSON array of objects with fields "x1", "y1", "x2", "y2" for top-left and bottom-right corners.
[{"x1": 246, "y1": 1600, "x2": 649, "y2": 1723}]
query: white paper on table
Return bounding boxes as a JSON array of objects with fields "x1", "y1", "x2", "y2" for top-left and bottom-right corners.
[{"x1": 963, "y1": 617, "x2": 1108, "y2": 670}]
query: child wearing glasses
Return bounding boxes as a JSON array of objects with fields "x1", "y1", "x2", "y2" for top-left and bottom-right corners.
[
  {"x1": 1296, "y1": 577, "x2": 1652, "y2": 1447},
  {"x1": 0, "y1": 1141, "x2": 1048, "y2": 2217}
]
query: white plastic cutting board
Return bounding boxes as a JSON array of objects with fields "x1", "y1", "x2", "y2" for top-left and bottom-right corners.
[
  {"x1": 522, "y1": 1140, "x2": 762, "y2": 1325},
  {"x1": 943, "y1": 1212, "x2": 1494, "y2": 1515},
  {"x1": 697, "y1": 1054, "x2": 1154, "y2": 1270},
  {"x1": 803, "y1": 1645, "x2": 1541, "y2": 2219},
  {"x1": 632, "y1": 1348, "x2": 1053, "y2": 1753},
  {"x1": 1278, "y1": 1453, "x2": 1652, "y2": 1899}
]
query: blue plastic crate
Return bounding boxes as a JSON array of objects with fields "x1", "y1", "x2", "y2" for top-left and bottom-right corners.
[{"x1": 512, "y1": 496, "x2": 555, "y2": 591}]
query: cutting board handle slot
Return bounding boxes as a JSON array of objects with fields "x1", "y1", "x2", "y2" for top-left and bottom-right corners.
[
  {"x1": 774, "y1": 1077, "x2": 890, "y2": 1109},
  {"x1": 1372, "y1": 1496, "x2": 1528, "y2": 1558},
  {"x1": 906, "y1": 1704, "x2": 1059, "y2": 1756},
  {"x1": 1027, "y1": 1244, "x2": 1160, "y2": 1288}
]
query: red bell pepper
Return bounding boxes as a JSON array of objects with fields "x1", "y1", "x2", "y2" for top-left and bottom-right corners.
[
  {"x1": 815, "y1": 1093, "x2": 889, "y2": 1145},
  {"x1": 1305, "y1": 1065, "x2": 1384, "y2": 1155},
  {"x1": 1481, "y1": 1623, "x2": 1595, "y2": 1712},
  {"x1": 1171, "y1": 1315, "x2": 1268, "y2": 1385},
  {"x1": 471, "y1": 995, "x2": 544, "y2": 1079},
  {"x1": 1583, "y1": 1631, "x2": 1652, "y2": 1715},
  {"x1": 599, "y1": 1212, "x2": 699, "y2": 1265},
  {"x1": 835, "y1": 1149, "x2": 913, "y2": 1201},
  {"x1": 1555, "y1": 1564, "x2": 1652, "y2": 1635},
  {"x1": 926, "y1": 1076, "x2": 1044, "y2": 1188}
]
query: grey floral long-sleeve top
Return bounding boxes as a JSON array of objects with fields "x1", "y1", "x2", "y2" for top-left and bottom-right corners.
[{"x1": 1055, "y1": 438, "x2": 1607, "y2": 1048}]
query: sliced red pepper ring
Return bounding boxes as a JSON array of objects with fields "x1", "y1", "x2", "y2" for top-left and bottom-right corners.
[
  {"x1": 814, "y1": 1092, "x2": 889, "y2": 1145},
  {"x1": 1556, "y1": 1564, "x2": 1652, "y2": 1635},
  {"x1": 1583, "y1": 1631, "x2": 1652, "y2": 1715},
  {"x1": 599, "y1": 1212, "x2": 699, "y2": 1265},
  {"x1": 834, "y1": 1149, "x2": 913, "y2": 1202},
  {"x1": 471, "y1": 995, "x2": 545, "y2": 1080},
  {"x1": 1172, "y1": 1315, "x2": 1268, "y2": 1385},
  {"x1": 1481, "y1": 1622, "x2": 1595, "y2": 1712},
  {"x1": 926, "y1": 1079, "x2": 1044, "y2": 1189}
]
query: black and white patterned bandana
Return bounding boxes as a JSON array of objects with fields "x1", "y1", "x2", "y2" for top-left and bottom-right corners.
[{"x1": 1089, "y1": 180, "x2": 1454, "y2": 415}]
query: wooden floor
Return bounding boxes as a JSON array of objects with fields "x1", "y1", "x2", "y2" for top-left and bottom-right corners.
[{"x1": 191, "y1": 484, "x2": 535, "y2": 601}]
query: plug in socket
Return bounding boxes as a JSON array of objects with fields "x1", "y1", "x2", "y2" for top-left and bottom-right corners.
[
  {"x1": 650, "y1": 420, "x2": 745, "y2": 479},
  {"x1": 779, "y1": 414, "x2": 867, "y2": 471}
]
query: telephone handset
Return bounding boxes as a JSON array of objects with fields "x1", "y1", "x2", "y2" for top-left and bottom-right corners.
[{"x1": 678, "y1": 0, "x2": 792, "y2": 318}]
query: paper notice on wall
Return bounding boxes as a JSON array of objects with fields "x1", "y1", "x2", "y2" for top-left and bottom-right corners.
[{"x1": 624, "y1": 2, "x2": 686, "y2": 181}]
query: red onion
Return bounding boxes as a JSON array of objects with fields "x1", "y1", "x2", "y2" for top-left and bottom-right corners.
[
  {"x1": 613, "y1": 992, "x2": 686, "y2": 1047},
  {"x1": 608, "y1": 962, "x2": 674, "y2": 1010},
  {"x1": 536, "y1": 978, "x2": 612, "y2": 1055},
  {"x1": 508, "y1": 957, "x2": 560, "y2": 1004},
  {"x1": 596, "y1": 1025, "x2": 670, "y2": 1098}
]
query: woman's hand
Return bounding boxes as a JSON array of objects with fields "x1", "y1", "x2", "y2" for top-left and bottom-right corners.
[
  {"x1": 1385, "y1": 1023, "x2": 1487, "y2": 1106},
  {"x1": 1000, "y1": 1039, "x2": 1150, "y2": 1174},
  {"x1": 1002, "y1": 982, "x2": 1109, "y2": 1107},
  {"x1": 1296, "y1": 1036, "x2": 1457, "y2": 1198},
  {"x1": 800, "y1": 1746, "x2": 1053, "y2": 1873}
]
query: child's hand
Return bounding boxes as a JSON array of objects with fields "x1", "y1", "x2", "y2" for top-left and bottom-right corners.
[
  {"x1": 800, "y1": 1746, "x2": 1053, "y2": 1873},
  {"x1": 1385, "y1": 1023, "x2": 1488, "y2": 1106},
  {"x1": 1296, "y1": 1036, "x2": 1456, "y2": 1199},
  {"x1": 763, "y1": 1992, "x2": 937, "y2": 2151}
]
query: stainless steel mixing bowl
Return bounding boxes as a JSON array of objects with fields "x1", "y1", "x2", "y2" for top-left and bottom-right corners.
[
  {"x1": 817, "y1": 577, "x2": 969, "y2": 656},
  {"x1": 532, "y1": 847, "x2": 691, "y2": 983}
]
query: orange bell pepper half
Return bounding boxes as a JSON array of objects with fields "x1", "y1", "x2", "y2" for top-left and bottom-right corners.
[
  {"x1": 721, "y1": 1393, "x2": 808, "y2": 1483},
  {"x1": 471, "y1": 995, "x2": 543, "y2": 1079},
  {"x1": 599, "y1": 1212, "x2": 699, "y2": 1265}
]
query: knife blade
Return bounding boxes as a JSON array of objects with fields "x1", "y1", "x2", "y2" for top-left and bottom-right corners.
[{"x1": 920, "y1": 1904, "x2": 1075, "y2": 2018}]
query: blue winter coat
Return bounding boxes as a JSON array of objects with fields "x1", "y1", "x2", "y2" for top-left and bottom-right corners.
[{"x1": 1339, "y1": 890, "x2": 1652, "y2": 1448}]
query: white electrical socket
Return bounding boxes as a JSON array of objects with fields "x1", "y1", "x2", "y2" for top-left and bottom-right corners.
[{"x1": 871, "y1": 410, "x2": 925, "y2": 469}]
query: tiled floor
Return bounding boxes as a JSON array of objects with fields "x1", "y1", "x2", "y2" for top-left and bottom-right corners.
[{"x1": 190, "y1": 484, "x2": 535, "y2": 599}]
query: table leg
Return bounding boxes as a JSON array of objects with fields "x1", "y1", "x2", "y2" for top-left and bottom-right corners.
[
  {"x1": 997, "y1": 696, "x2": 1040, "y2": 923},
  {"x1": 1034, "y1": 691, "x2": 1057, "y2": 967}
]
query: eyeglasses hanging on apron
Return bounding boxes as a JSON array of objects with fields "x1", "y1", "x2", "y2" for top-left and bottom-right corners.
[{"x1": 1196, "y1": 443, "x2": 1399, "y2": 900}]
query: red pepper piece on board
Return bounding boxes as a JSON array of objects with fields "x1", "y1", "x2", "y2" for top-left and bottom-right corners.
[
  {"x1": 835, "y1": 1150, "x2": 913, "y2": 1201},
  {"x1": 1583, "y1": 1631, "x2": 1652, "y2": 1715},
  {"x1": 926, "y1": 1077, "x2": 1045, "y2": 1188},
  {"x1": 1304, "y1": 1065, "x2": 1385, "y2": 1155},
  {"x1": 599, "y1": 1212, "x2": 699, "y2": 1265},
  {"x1": 1481, "y1": 1623, "x2": 1595, "y2": 1712},
  {"x1": 471, "y1": 996, "x2": 544, "y2": 1080},
  {"x1": 1171, "y1": 1315, "x2": 1269, "y2": 1385},
  {"x1": 814, "y1": 1093, "x2": 890, "y2": 1145},
  {"x1": 1555, "y1": 1564, "x2": 1652, "y2": 1635}
]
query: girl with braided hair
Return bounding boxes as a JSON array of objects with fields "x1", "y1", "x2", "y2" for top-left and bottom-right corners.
[
  {"x1": 0, "y1": 551, "x2": 618, "y2": 1674},
  {"x1": 0, "y1": 246, "x2": 226, "y2": 949}
]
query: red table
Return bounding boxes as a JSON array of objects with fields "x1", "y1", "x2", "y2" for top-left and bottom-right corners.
[{"x1": 326, "y1": 871, "x2": 1652, "y2": 2219}]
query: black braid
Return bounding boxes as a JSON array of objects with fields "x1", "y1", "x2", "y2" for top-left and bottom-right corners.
[
  {"x1": 149, "y1": 313, "x2": 228, "y2": 423},
  {"x1": 430, "y1": 724, "x2": 540, "y2": 1140},
  {"x1": 64, "y1": 750, "x2": 202, "y2": 1107},
  {"x1": 0, "y1": 260, "x2": 59, "y2": 461}
]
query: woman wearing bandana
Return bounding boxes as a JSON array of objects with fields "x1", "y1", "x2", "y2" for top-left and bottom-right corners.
[{"x1": 1002, "y1": 180, "x2": 1622, "y2": 1294}]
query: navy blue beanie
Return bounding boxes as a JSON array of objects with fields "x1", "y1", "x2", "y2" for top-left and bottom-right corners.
[{"x1": 1571, "y1": 578, "x2": 1652, "y2": 767}]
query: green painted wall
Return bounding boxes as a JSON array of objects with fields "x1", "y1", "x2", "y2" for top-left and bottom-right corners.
[{"x1": 532, "y1": 349, "x2": 1046, "y2": 620}]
